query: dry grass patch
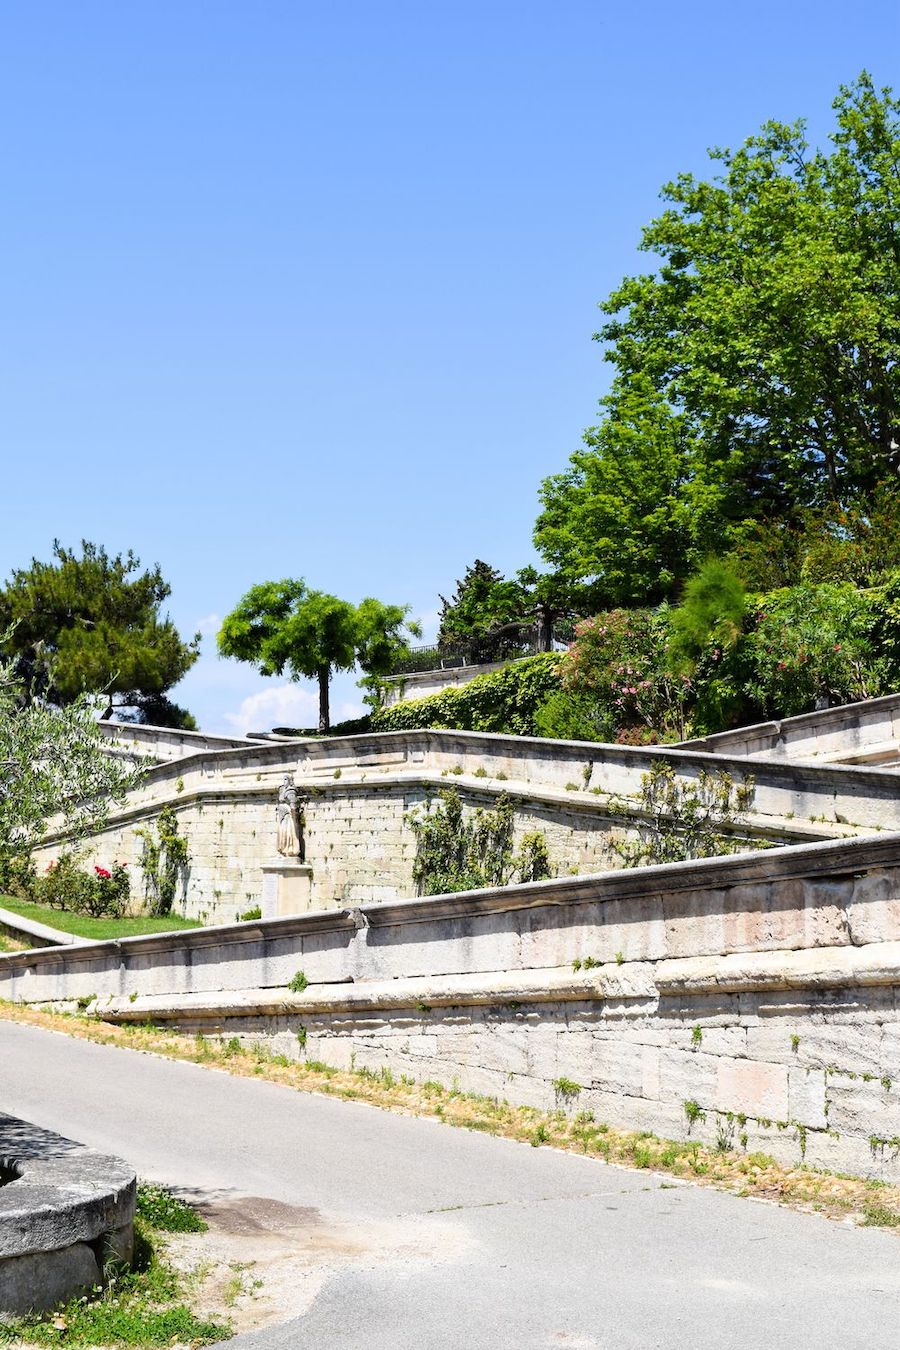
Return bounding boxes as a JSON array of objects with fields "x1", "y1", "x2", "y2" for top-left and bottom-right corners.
[{"x1": 3, "y1": 1000, "x2": 900, "y2": 1233}]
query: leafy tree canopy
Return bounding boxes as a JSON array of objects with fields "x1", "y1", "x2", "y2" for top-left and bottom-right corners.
[
  {"x1": 439, "y1": 560, "x2": 588, "y2": 650},
  {"x1": 218, "y1": 580, "x2": 417, "y2": 733},
  {"x1": 0, "y1": 541, "x2": 199, "y2": 727},
  {"x1": 438, "y1": 561, "x2": 511, "y2": 643},
  {"x1": 0, "y1": 649, "x2": 140, "y2": 864},
  {"x1": 536, "y1": 73, "x2": 900, "y2": 604}
]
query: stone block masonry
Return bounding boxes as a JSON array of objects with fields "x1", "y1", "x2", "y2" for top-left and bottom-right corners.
[
  {"x1": 31, "y1": 722, "x2": 898, "y2": 922},
  {"x1": 6, "y1": 833, "x2": 900, "y2": 1180}
]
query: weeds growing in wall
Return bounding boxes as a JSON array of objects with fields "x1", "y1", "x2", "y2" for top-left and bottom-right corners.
[
  {"x1": 407, "y1": 787, "x2": 553, "y2": 895},
  {"x1": 612, "y1": 761, "x2": 759, "y2": 866}
]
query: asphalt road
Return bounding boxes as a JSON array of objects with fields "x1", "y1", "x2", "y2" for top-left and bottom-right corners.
[{"x1": 2, "y1": 1017, "x2": 899, "y2": 1349}]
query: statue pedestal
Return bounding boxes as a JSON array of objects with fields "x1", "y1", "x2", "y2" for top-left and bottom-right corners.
[{"x1": 260, "y1": 861, "x2": 314, "y2": 918}]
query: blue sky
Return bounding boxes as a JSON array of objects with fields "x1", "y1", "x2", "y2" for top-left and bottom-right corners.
[{"x1": 1, "y1": 2, "x2": 896, "y2": 733}]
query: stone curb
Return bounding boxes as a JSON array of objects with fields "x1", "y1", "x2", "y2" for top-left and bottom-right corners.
[{"x1": 93, "y1": 940, "x2": 900, "y2": 1022}]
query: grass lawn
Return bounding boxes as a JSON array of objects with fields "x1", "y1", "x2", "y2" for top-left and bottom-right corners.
[{"x1": 0, "y1": 894, "x2": 202, "y2": 941}]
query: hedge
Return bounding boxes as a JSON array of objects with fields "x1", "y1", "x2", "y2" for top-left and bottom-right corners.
[{"x1": 371, "y1": 653, "x2": 563, "y2": 736}]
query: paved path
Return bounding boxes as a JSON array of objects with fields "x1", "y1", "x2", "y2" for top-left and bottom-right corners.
[{"x1": 2, "y1": 1018, "x2": 899, "y2": 1349}]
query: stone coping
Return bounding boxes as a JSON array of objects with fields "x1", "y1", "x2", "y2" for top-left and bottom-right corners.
[
  {"x1": 0, "y1": 906, "x2": 76, "y2": 949},
  {"x1": 678, "y1": 690, "x2": 900, "y2": 754},
  {"x1": 126, "y1": 724, "x2": 900, "y2": 794},
  {"x1": 0, "y1": 1114, "x2": 135, "y2": 1261},
  {"x1": 5, "y1": 829, "x2": 900, "y2": 974},
  {"x1": 99, "y1": 721, "x2": 253, "y2": 747},
  {"x1": 94, "y1": 940, "x2": 900, "y2": 1022}
]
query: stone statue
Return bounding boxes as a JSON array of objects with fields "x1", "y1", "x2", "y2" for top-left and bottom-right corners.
[{"x1": 276, "y1": 776, "x2": 305, "y2": 861}]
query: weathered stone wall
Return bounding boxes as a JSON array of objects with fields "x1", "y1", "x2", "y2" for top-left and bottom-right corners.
[
  {"x1": 681, "y1": 691, "x2": 900, "y2": 766},
  {"x1": 211, "y1": 978, "x2": 900, "y2": 1182},
  {"x1": 6, "y1": 834, "x2": 900, "y2": 1180},
  {"x1": 29, "y1": 778, "x2": 641, "y2": 924},
  {"x1": 32, "y1": 727, "x2": 896, "y2": 922}
]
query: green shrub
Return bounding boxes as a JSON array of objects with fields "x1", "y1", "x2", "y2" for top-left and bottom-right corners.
[
  {"x1": 668, "y1": 560, "x2": 746, "y2": 671},
  {"x1": 0, "y1": 854, "x2": 36, "y2": 900},
  {"x1": 613, "y1": 761, "x2": 758, "y2": 866},
  {"x1": 38, "y1": 854, "x2": 130, "y2": 918},
  {"x1": 533, "y1": 689, "x2": 608, "y2": 742},
  {"x1": 372, "y1": 653, "x2": 562, "y2": 736},
  {"x1": 743, "y1": 583, "x2": 885, "y2": 718},
  {"x1": 407, "y1": 787, "x2": 553, "y2": 895}
]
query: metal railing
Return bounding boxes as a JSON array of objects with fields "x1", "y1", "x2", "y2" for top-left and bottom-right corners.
[{"x1": 391, "y1": 628, "x2": 557, "y2": 676}]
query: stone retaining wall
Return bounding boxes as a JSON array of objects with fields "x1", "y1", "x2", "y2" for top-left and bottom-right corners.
[
  {"x1": 379, "y1": 660, "x2": 510, "y2": 707},
  {"x1": 0, "y1": 1114, "x2": 135, "y2": 1318},
  {"x1": 680, "y1": 692, "x2": 900, "y2": 766},
  {"x1": 6, "y1": 834, "x2": 900, "y2": 1180},
  {"x1": 32, "y1": 726, "x2": 894, "y2": 922}
]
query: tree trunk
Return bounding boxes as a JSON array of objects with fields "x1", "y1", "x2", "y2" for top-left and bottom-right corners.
[
  {"x1": 318, "y1": 667, "x2": 330, "y2": 734},
  {"x1": 537, "y1": 608, "x2": 554, "y2": 652}
]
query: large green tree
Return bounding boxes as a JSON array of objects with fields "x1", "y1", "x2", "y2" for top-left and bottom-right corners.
[
  {"x1": 536, "y1": 73, "x2": 900, "y2": 603},
  {"x1": 218, "y1": 580, "x2": 416, "y2": 733},
  {"x1": 0, "y1": 541, "x2": 199, "y2": 727},
  {"x1": 439, "y1": 560, "x2": 586, "y2": 651}
]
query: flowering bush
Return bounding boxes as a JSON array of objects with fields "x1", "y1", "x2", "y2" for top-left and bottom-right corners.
[
  {"x1": 551, "y1": 608, "x2": 691, "y2": 742},
  {"x1": 539, "y1": 580, "x2": 892, "y2": 743},
  {"x1": 741, "y1": 585, "x2": 886, "y2": 719},
  {"x1": 38, "y1": 855, "x2": 130, "y2": 918}
]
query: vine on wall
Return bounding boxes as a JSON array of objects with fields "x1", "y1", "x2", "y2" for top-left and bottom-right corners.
[
  {"x1": 407, "y1": 787, "x2": 553, "y2": 896},
  {"x1": 612, "y1": 761, "x2": 758, "y2": 867},
  {"x1": 135, "y1": 805, "x2": 190, "y2": 915}
]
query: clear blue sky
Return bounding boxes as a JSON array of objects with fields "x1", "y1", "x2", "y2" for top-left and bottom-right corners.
[{"x1": 2, "y1": 2, "x2": 896, "y2": 732}]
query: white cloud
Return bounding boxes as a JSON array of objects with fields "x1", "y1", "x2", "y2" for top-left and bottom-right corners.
[
  {"x1": 336, "y1": 700, "x2": 366, "y2": 722},
  {"x1": 223, "y1": 684, "x2": 320, "y2": 735},
  {"x1": 194, "y1": 613, "x2": 222, "y2": 638}
]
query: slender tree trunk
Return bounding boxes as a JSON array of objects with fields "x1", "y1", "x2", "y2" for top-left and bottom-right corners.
[
  {"x1": 318, "y1": 667, "x2": 330, "y2": 734},
  {"x1": 538, "y1": 608, "x2": 554, "y2": 652}
]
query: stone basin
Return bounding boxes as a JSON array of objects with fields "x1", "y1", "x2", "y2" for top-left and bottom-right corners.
[{"x1": 0, "y1": 1114, "x2": 136, "y2": 1319}]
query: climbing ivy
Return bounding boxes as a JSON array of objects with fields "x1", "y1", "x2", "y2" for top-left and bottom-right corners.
[
  {"x1": 407, "y1": 787, "x2": 553, "y2": 895},
  {"x1": 135, "y1": 805, "x2": 190, "y2": 915},
  {"x1": 373, "y1": 653, "x2": 562, "y2": 736}
]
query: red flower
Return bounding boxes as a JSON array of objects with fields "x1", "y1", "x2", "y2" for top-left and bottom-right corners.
[{"x1": 94, "y1": 866, "x2": 111, "y2": 879}]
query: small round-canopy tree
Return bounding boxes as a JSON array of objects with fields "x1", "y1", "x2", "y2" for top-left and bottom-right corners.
[{"x1": 217, "y1": 581, "x2": 416, "y2": 733}]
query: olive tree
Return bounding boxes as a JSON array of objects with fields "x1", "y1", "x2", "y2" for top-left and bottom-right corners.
[{"x1": 0, "y1": 652, "x2": 141, "y2": 867}]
